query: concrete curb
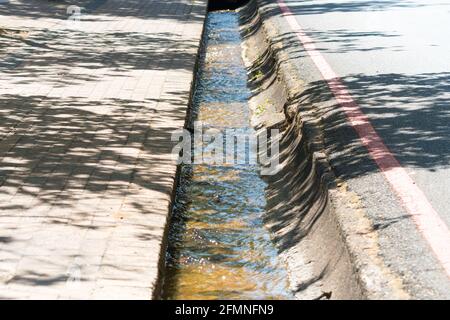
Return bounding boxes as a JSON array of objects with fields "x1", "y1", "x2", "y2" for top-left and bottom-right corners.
[{"x1": 238, "y1": 0, "x2": 409, "y2": 299}]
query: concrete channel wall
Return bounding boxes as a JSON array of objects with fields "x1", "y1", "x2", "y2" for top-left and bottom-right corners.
[
  {"x1": 237, "y1": 0, "x2": 409, "y2": 299},
  {"x1": 155, "y1": 0, "x2": 409, "y2": 299}
]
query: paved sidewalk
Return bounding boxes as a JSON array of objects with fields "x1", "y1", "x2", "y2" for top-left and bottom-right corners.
[{"x1": 0, "y1": 0, "x2": 206, "y2": 299}]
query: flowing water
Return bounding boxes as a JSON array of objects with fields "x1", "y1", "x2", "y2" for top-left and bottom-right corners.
[{"x1": 163, "y1": 11, "x2": 292, "y2": 300}]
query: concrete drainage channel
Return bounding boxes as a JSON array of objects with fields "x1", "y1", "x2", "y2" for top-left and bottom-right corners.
[
  {"x1": 162, "y1": 6, "x2": 293, "y2": 299},
  {"x1": 156, "y1": 0, "x2": 405, "y2": 300}
]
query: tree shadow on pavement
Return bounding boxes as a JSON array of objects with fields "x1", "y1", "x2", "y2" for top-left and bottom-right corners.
[
  {"x1": 0, "y1": 90, "x2": 190, "y2": 292},
  {"x1": 0, "y1": 0, "x2": 205, "y2": 22},
  {"x1": 0, "y1": 0, "x2": 206, "y2": 297}
]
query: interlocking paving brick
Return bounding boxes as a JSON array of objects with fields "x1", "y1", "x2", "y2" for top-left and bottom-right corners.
[{"x1": 0, "y1": 0, "x2": 207, "y2": 299}]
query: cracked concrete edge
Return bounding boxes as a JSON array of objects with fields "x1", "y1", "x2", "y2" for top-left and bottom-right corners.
[{"x1": 239, "y1": 0, "x2": 410, "y2": 299}]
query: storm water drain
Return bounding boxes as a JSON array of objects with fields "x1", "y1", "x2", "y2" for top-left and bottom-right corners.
[{"x1": 162, "y1": 10, "x2": 292, "y2": 300}]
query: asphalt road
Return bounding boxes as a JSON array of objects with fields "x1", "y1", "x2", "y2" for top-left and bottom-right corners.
[{"x1": 276, "y1": 0, "x2": 450, "y2": 298}]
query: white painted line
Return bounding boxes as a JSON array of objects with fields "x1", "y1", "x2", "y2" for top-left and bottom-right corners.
[{"x1": 276, "y1": 0, "x2": 450, "y2": 277}]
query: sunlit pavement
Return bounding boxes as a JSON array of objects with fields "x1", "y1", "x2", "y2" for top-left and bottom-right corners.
[{"x1": 0, "y1": 0, "x2": 206, "y2": 299}]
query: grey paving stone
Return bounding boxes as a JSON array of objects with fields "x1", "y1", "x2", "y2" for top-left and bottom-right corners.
[{"x1": 0, "y1": 0, "x2": 207, "y2": 299}]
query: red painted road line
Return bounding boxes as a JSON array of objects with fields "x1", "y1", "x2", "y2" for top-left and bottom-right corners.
[{"x1": 276, "y1": 0, "x2": 450, "y2": 277}]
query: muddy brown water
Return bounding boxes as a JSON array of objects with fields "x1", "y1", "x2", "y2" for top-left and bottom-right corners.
[{"x1": 162, "y1": 11, "x2": 293, "y2": 300}]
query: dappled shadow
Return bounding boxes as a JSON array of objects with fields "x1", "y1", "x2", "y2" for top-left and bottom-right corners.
[
  {"x1": 262, "y1": 0, "x2": 437, "y2": 17},
  {"x1": 89, "y1": 0, "x2": 204, "y2": 20},
  {"x1": 1, "y1": 0, "x2": 204, "y2": 75},
  {"x1": 0, "y1": 0, "x2": 204, "y2": 296},
  {"x1": 253, "y1": 26, "x2": 403, "y2": 63},
  {"x1": 258, "y1": 60, "x2": 450, "y2": 256},
  {"x1": 251, "y1": 0, "x2": 450, "y2": 62},
  {"x1": 293, "y1": 72, "x2": 450, "y2": 180},
  {"x1": 302, "y1": 29, "x2": 403, "y2": 54},
  {"x1": 0, "y1": 0, "x2": 204, "y2": 23},
  {"x1": 0, "y1": 90, "x2": 190, "y2": 293},
  {"x1": 1, "y1": 29, "x2": 199, "y2": 85},
  {"x1": 0, "y1": 0, "x2": 74, "y2": 21},
  {"x1": 0, "y1": 91, "x2": 187, "y2": 214},
  {"x1": 250, "y1": 0, "x2": 450, "y2": 178}
]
